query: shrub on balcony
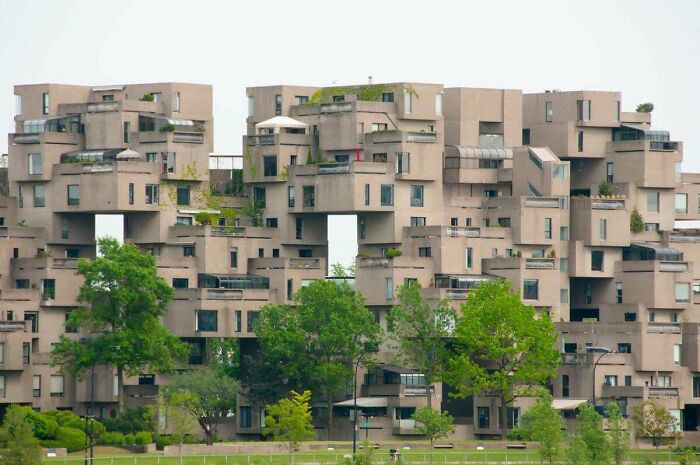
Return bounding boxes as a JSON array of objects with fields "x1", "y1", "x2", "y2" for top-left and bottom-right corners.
[
  {"x1": 139, "y1": 93, "x2": 155, "y2": 102},
  {"x1": 597, "y1": 181, "x2": 613, "y2": 197},
  {"x1": 630, "y1": 208, "x2": 645, "y2": 233},
  {"x1": 194, "y1": 211, "x2": 215, "y2": 226},
  {"x1": 384, "y1": 248, "x2": 403, "y2": 259},
  {"x1": 636, "y1": 102, "x2": 654, "y2": 113},
  {"x1": 306, "y1": 149, "x2": 313, "y2": 165},
  {"x1": 159, "y1": 123, "x2": 175, "y2": 133}
]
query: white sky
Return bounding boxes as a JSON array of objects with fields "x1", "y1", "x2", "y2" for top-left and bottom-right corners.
[{"x1": 2, "y1": 0, "x2": 699, "y2": 268}]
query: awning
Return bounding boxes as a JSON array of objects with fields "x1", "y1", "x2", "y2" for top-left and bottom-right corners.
[
  {"x1": 115, "y1": 149, "x2": 141, "y2": 160},
  {"x1": 552, "y1": 398, "x2": 588, "y2": 410},
  {"x1": 255, "y1": 116, "x2": 308, "y2": 130},
  {"x1": 528, "y1": 147, "x2": 559, "y2": 162},
  {"x1": 445, "y1": 146, "x2": 513, "y2": 159},
  {"x1": 334, "y1": 397, "x2": 388, "y2": 408}
]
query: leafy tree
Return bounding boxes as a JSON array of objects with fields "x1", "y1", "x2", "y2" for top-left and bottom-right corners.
[
  {"x1": 636, "y1": 102, "x2": 654, "y2": 113},
  {"x1": 51, "y1": 238, "x2": 188, "y2": 413},
  {"x1": 388, "y1": 283, "x2": 455, "y2": 408},
  {"x1": 519, "y1": 392, "x2": 565, "y2": 465},
  {"x1": 0, "y1": 406, "x2": 42, "y2": 465},
  {"x1": 346, "y1": 262, "x2": 356, "y2": 276},
  {"x1": 446, "y1": 279, "x2": 559, "y2": 439},
  {"x1": 598, "y1": 181, "x2": 613, "y2": 197},
  {"x1": 631, "y1": 399, "x2": 681, "y2": 460},
  {"x1": 566, "y1": 434, "x2": 590, "y2": 465},
  {"x1": 330, "y1": 262, "x2": 348, "y2": 277},
  {"x1": 576, "y1": 403, "x2": 610, "y2": 465},
  {"x1": 206, "y1": 337, "x2": 240, "y2": 378},
  {"x1": 254, "y1": 280, "x2": 382, "y2": 438},
  {"x1": 606, "y1": 402, "x2": 629, "y2": 465},
  {"x1": 160, "y1": 394, "x2": 197, "y2": 465},
  {"x1": 163, "y1": 367, "x2": 240, "y2": 445},
  {"x1": 411, "y1": 407, "x2": 454, "y2": 459},
  {"x1": 101, "y1": 406, "x2": 156, "y2": 434},
  {"x1": 630, "y1": 208, "x2": 645, "y2": 233},
  {"x1": 242, "y1": 199, "x2": 264, "y2": 226},
  {"x1": 263, "y1": 390, "x2": 314, "y2": 463}
]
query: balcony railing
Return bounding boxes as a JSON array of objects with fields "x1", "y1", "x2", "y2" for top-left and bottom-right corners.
[
  {"x1": 406, "y1": 132, "x2": 437, "y2": 143},
  {"x1": 320, "y1": 102, "x2": 353, "y2": 113},
  {"x1": 289, "y1": 258, "x2": 321, "y2": 269},
  {"x1": 172, "y1": 132, "x2": 204, "y2": 144},
  {"x1": 206, "y1": 289, "x2": 243, "y2": 300},
  {"x1": 524, "y1": 197, "x2": 560, "y2": 208},
  {"x1": 210, "y1": 226, "x2": 246, "y2": 237},
  {"x1": 446, "y1": 226, "x2": 481, "y2": 238},
  {"x1": 650, "y1": 141, "x2": 678, "y2": 151},
  {"x1": 591, "y1": 198, "x2": 625, "y2": 210},
  {"x1": 358, "y1": 257, "x2": 390, "y2": 268},
  {"x1": 52, "y1": 258, "x2": 79, "y2": 269},
  {"x1": 11, "y1": 133, "x2": 41, "y2": 144},
  {"x1": 648, "y1": 386, "x2": 679, "y2": 398},
  {"x1": 318, "y1": 162, "x2": 350, "y2": 174},
  {"x1": 87, "y1": 101, "x2": 120, "y2": 112},
  {"x1": 525, "y1": 258, "x2": 556, "y2": 269}
]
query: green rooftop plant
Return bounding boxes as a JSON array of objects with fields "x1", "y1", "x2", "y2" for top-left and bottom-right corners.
[
  {"x1": 159, "y1": 122, "x2": 175, "y2": 133},
  {"x1": 630, "y1": 207, "x2": 645, "y2": 233},
  {"x1": 139, "y1": 93, "x2": 155, "y2": 102},
  {"x1": 384, "y1": 248, "x2": 403, "y2": 259},
  {"x1": 598, "y1": 181, "x2": 613, "y2": 197},
  {"x1": 636, "y1": 102, "x2": 654, "y2": 113}
]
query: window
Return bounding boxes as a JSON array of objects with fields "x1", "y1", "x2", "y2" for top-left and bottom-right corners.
[
  {"x1": 16, "y1": 279, "x2": 29, "y2": 289},
  {"x1": 396, "y1": 152, "x2": 410, "y2": 174},
  {"x1": 33, "y1": 375, "x2": 41, "y2": 397},
  {"x1": 659, "y1": 375, "x2": 672, "y2": 387},
  {"x1": 303, "y1": 186, "x2": 315, "y2": 207},
  {"x1": 435, "y1": 93, "x2": 443, "y2": 116},
  {"x1": 41, "y1": 279, "x2": 55, "y2": 300},
  {"x1": 61, "y1": 218, "x2": 69, "y2": 239},
  {"x1": 172, "y1": 92, "x2": 181, "y2": 113},
  {"x1": 176, "y1": 216, "x2": 193, "y2": 226},
  {"x1": 564, "y1": 343, "x2": 577, "y2": 353},
  {"x1": 694, "y1": 377, "x2": 700, "y2": 398},
  {"x1": 531, "y1": 249, "x2": 545, "y2": 258},
  {"x1": 645, "y1": 223, "x2": 659, "y2": 232},
  {"x1": 295, "y1": 217, "x2": 303, "y2": 239},
  {"x1": 0, "y1": 342, "x2": 3, "y2": 363},
  {"x1": 562, "y1": 375, "x2": 570, "y2": 397},
  {"x1": 545, "y1": 101, "x2": 553, "y2": 122},
  {"x1": 373, "y1": 153, "x2": 388, "y2": 162},
  {"x1": 275, "y1": 95, "x2": 282, "y2": 116},
  {"x1": 247, "y1": 311, "x2": 259, "y2": 332},
  {"x1": 196, "y1": 310, "x2": 218, "y2": 332},
  {"x1": 410, "y1": 185, "x2": 424, "y2": 207},
  {"x1": 15, "y1": 94, "x2": 22, "y2": 115},
  {"x1": 67, "y1": 185, "x2": 80, "y2": 206},
  {"x1": 228, "y1": 246, "x2": 238, "y2": 268},
  {"x1": 465, "y1": 247, "x2": 473, "y2": 269},
  {"x1": 649, "y1": 311, "x2": 656, "y2": 322},
  {"x1": 272, "y1": 248, "x2": 279, "y2": 258},
  {"x1": 247, "y1": 96, "x2": 254, "y2": 117},
  {"x1": 591, "y1": 251, "x2": 604, "y2": 271},
  {"x1": 288, "y1": 186, "x2": 295, "y2": 207},
  {"x1": 151, "y1": 92, "x2": 162, "y2": 103},
  {"x1": 522, "y1": 128, "x2": 531, "y2": 145},
  {"x1": 606, "y1": 162, "x2": 614, "y2": 183},
  {"x1": 671, "y1": 312, "x2": 679, "y2": 323},
  {"x1": 364, "y1": 184, "x2": 370, "y2": 206},
  {"x1": 265, "y1": 218, "x2": 278, "y2": 228},
  {"x1": 451, "y1": 218, "x2": 458, "y2": 227},
  {"x1": 34, "y1": 185, "x2": 45, "y2": 207},
  {"x1": 128, "y1": 182, "x2": 134, "y2": 205},
  {"x1": 263, "y1": 156, "x2": 277, "y2": 177},
  {"x1": 577, "y1": 99, "x2": 591, "y2": 121},
  {"x1": 0, "y1": 375, "x2": 5, "y2": 398},
  {"x1": 258, "y1": 248, "x2": 264, "y2": 258},
  {"x1": 332, "y1": 95, "x2": 344, "y2": 102},
  {"x1": 616, "y1": 282, "x2": 623, "y2": 303},
  {"x1": 372, "y1": 123, "x2": 388, "y2": 132},
  {"x1": 544, "y1": 218, "x2": 552, "y2": 239},
  {"x1": 50, "y1": 375, "x2": 64, "y2": 396},
  {"x1": 240, "y1": 406, "x2": 252, "y2": 428},
  {"x1": 290, "y1": 155, "x2": 297, "y2": 166},
  {"x1": 294, "y1": 95, "x2": 308, "y2": 105},
  {"x1": 176, "y1": 186, "x2": 190, "y2": 206},
  {"x1": 418, "y1": 247, "x2": 431, "y2": 257},
  {"x1": 65, "y1": 248, "x2": 79, "y2": 258},
  {"x1": 411, "y1": 217, "x2": 426, "y2": 227},
  {"x1": 298, "y1": 249, "x2": 312, "y2": 258},
  {"x1": 604, "y1": 375, "x2": 618, "y2": 386},
  {"x1": 647, "y1": 192, "x2": 659, "y2": 213},
  {"x1": 162, "y1": 152, "x2": 176, "y2": 174},
  {"x1": 585, "y1": 283, "x2": 593, "y2": 304},
  {"x1": 380, "y1": 184, "x2": 394, "y2": 206},
  {"x1": 172, "y1": 278, "x2": 189, "y2": 289},
  {"x1": 625, "y1": 312, "x2": 637, "y2": 322},
  {"x1": 618, "y1": 343, "x2": 632, "y2": 353},
  {"x1": 523, "y1": 280, "x2": 539, "y2": 300},
  {"x1": 386, "y1": 278, "x2": 393, "y2": 300},
  {"x1": 42, "y1": 92, "x2": 50, "y2": 114},
  {"x1": 183, "y1": 246, "x2": 195, "y2": 257},
  {"x1": 18, "y1": 186, "x2": 23, "y2": 208},
  {"x1": 359, "y1": 216, "x2": 367, "y2": 239},
  {"x1": 404, "y1": 90, "x2": 412, "y2": 113},
  {"x1": 381, "y1": 92, "x2": 394, "y2": 102},
  {"x1": 560, "y1": 226, "x2": 569, "y2": 241},
  {"x1": 23, "y1": 342, "x2": 30, "y2": 363},
  {"x1": 675, "y1": 193, "x2": 688, "y2": 214},
  {"x1": 477, "y1": 407, "x2": 490, "y2": 429},
  {"x1": 599, "y1": 219, "x2": 607, "y2": 241},
  {"x1": 145, "y1": 184, "x2": 159, "y2": 205},
  {"x1": 560, "y1": 289, "x2": 569, "y2": 303},
  {"x1": 676, "y1": 283, "x2": 690, "y2": 303},
  {"x1": 235, "y1": 311, "x2": 242, "y2": 332},
  {"x1": 616, "y1": 101, "x2": 621, "y2": 121},
  {"x1": 123, "y1": 121, "x2": 130, "y2": 143},
  {"x1": 577, "y1": 130, "x2": 584, "y2": 152},
  {"x1": 287, "y1": 279, "x2": 293, "y2": 300},
  {"x1": 28, "y1": 153, "x2": 42, "y2": 175}
]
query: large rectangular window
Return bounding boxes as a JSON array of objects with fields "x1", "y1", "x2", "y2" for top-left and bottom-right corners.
[
  {"x1": 410, "y1": 185, "x2": 424, "y2": 207},
  {"x1": 172, "y1": 92, "x2": 181, "y2": 113},
  {"x1": 396, "y1": 152, "x2": 410, "y2": 174},
  {"x1": 275, "y1": 95, "x2": 282, "y2": 116},
  {"x1": 67, "y1": 185, "x2": 80, "y2": 206},
  {"x1": 591, "y1": 250, "x2": 604, "y2": 271},
  {"x1": 240, "y1": 406, "x2": 252, "y2": 428},
  {"x1": 253, "y1": 187, "x2": 266, "y2": 208},
  {"x1": 145, "y1": 184, "x2": 159, "y2": 205},
  {"x1": 545, "y1": 101, "x2": 553, "y2": 122},
  {"x1": 50, "y1": 375, "x2": 64, "y2": 396},
  {"x1": 41, "y1": 279, "x2": 55, "y2": 300},
  {"x1": 404, "y1": 90, "x2": 412, "y2": 114},
  {"x1": 195, "y1": 310, "x2": 218, "y2": 332},
  {"x1": 523, "y1": 280, "x2": 539, "y2": 300},
  {"x1": 380, "y1": 184, "x2": 394, "y2": 206},
  {"x1": 28, "y1": 153, "x2": 42, "y2": 175},
  {"x1": 176, "y1": 186, "x2": 190, "y2": 206},
  {"x1": 418, "y1": 247, "x2": 431, "y2": 257},
  {"x1": 172, "y1": 278, "x2": 189, "y2": 289},
  {"x1": 303, "y1": 186, "x2": 315, "y2": 207},
  {"x1": 676, "y1": 283, "x2": 690, "y2": 303},
  {"x1": 33, "y1": 375, "x2": 41, "y2": 397},
  {"x1": 544, "y1": 218, "x2": 552, "y2": 239},
  {"x1": 288, "y1": 186, "x2": 295, "y2": 207},
  {"x1": 465, "y1": 247, "x2": 473, "y2": 269},
  {"x1": 599, "y1": 219, "x2": 607, "y2": 241},
  {"x1": 34, "y1": 185, "x2": 45, "y2": 207},
  {"x1": 295, "y1": 217, "x2": 303, "y2": 239},
  {"x1": 675, "y1": 193, "x2": 688, "y2": 214},
  {"x1": 42, "y1": 92, "x2": 50, "y2": 114},
  {"x1": 562, "y1": 375, "x2": 570, "y2": 398},
  {"x1": 477, "y1": 407, "x2": 490, "y2": 429},
  {"x1": 386, "y1": 278, "x2": 393, "y2": 300},
  {"x1": 647, "y1": 192, "x2": 660, "y2": 213},
  {"x1": 577, "y1": 99, "x2": 591, "y2": 121},
  {"x1": 606, "y1": 162, "x2": 614, "y2": 183},
  {"x1": 23, "y1": 342, "x2": 30, "y2": 363},
  {"x1": 263, "y1": 156, "x2": 277, "y2": 177}
]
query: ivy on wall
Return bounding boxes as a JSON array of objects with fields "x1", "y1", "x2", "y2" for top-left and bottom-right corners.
[{"x1": 308, "y1": 83, "x2": 419, "y2": 104}]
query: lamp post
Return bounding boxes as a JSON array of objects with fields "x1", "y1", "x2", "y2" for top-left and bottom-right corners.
[
  {"x1": 352, "y1": 350, "x2": 369, "y2": 456},
  {"x1": 586, "y1": 346, "x2": 613, "y2": 408}
]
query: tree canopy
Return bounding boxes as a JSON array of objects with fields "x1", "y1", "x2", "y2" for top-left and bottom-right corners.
[
  {"x1": 631, "y1": 399, "x2": 681, "y2": 453},
  {"x1": 518, "y1": 391, "x2": 565, "y2": 465},
  {"x1": 0, "y1": 405, "x2": 42, "y2": 465},
  {"x1": 412, "y1": 406, "x2": 455, "y2": 457},
  {"x1": 263, "y1": 390, "x2": 314, "y2": 462},
  {"x1": 446, "y1": 279, "x2": 560, "y2": 438},
  {"x1": 51, "y1": 237, "x2": 188, "y2": 412}
]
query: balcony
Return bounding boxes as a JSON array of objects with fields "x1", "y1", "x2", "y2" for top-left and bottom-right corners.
[
  {"x1": 290, "y1": 258, "x2": 322, "y2": 269},
  {"x1": 135, "y1": 130, "x2": 204, "y2": 145},
  {"x1": 249, "y1": 257, "x2": 325, "y2": 271},
  {"x1": 58, "y1": 99, "x2": 163, "y2": 114},
  {"x1": 484, "y1": 257, "x2": 557, "y2": 271},
  {"x1": 393, "y1": 419, "x2": 417, "y2": 435},
  {"x1": 245, "y1": 133, "x2": 310, "y2": 147},
  {"x1": 647, "y1": 386, "x2": 679, "y2": 398},
  {"x1": 620, "y1": 260, "x2": 689, "y2": 273},
  {"x1": 358, "y1": 257, "x2": 390, "y2": 268},
  {"x1": 10, "y1": 131, "x2": 82, "y2": 146},
  {"x1": 404, "y1": 225, "x2": 480, "y2": 239},
  {"x1": 169, "y1": 225, "x2": 277, "y2": 240},
  {"x1": 366, "y1": 130, "x2": 438, "y2": 145},
  {"x1": 611, "y1": 140, "x2": 680, "y2": 153},
  {"x1": 601, "y1": 384, "x2": 645, "y2": 398},
  {"x1": 0, "y1": 320, "x2": 27, "y2": 332}
]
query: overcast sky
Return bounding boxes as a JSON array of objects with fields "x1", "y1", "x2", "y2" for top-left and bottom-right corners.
[{"x1": 1, "y1": 0, "x2": 699, "y2": 268}]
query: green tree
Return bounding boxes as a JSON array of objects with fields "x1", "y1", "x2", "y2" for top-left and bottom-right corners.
[
  {"x1": 519, "y1": 392, "x2": 565, "y2": 465},
  {"x1": 0, "y1": 405, "x2": 42, "y2": 465},
  {"x1": 446, "y1": 279, "x2": 560, "y2": 439},
  {"x1": 51, "y1": 238, "x2": 188, "y2": 413},
  {"x1": 411, "y1": 407, "x2": 454, "y2": 460},
  {"x1": 160, "y1": 394, "x2": 197, "y2": 465},
  {"x1": 598, "y1": 181, "x2": 613, "y2": 197},
  {"x1": 576, "y1": 403, "x2": 610, "y2": 465},
  {"x1": 263, "y1": 390, "x2": 314, "y2": 463},
  {"x1": 566, "y1": 434, "x2": 590, "y2": 465},
  {"x1": 164, "y1": 367, "x2": 240, "y2": 445},
  {"x1": 631, "y1": 399, "x2": 681, "y2": 460},
  {"x1": 606, "y1": 402, "x2": 629, "y2": 465},
  {"x1": 254, "y1": 280, "x2": 382, "y2": 438},
  {"x1": 330, "y1": 262, "x2": 348, "y2": 277},
  {"x1": 388, "y1": 283, "x2": 455, "y2": 408},
  {"x1": 636, "y1": 102, "x2": 654, "y2": 113},
  {"x1": 630, "y1": 208, "x2": 645, "y2": 233},
  {"x1": 243, "y1": 199, "x2": 265, "y2": 226}
]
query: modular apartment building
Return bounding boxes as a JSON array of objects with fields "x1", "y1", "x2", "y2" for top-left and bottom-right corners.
[{"x1": 0, "y1": 81, "x2": 699, "y2": 441}]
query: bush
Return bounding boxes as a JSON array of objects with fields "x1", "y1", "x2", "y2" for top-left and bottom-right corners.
[
  {"x1": 598, "y1": 181, "x2": 613, "y2": 197},
  {"x1": 102, "y1": 406, "x2": 156, "y2": 434},
  {"x1": 159, "y1": 122, "x2": 175, "y2": 132},
  {"x1": 636, "y1": 102, "x2": 654, "y2": 113},
  {"x1": 139, "y1": 93, "x2": 155, "y2": 102},
  {"x1": 384, "y1": 248, "x2": 403, "y2": 259},
  {"x1": 15, "y1": 406, "x2": 58, "y2": 439},
  {"x1": 630, "y1": 208, "x2": 645, "y2": 233},
  {"x1": 133, "y1": 431, "x2": 153, "y2": 445},
  {"x1": 155, "y1": 434, "x2": 200, "y2": 450},
  {"x1": 99, "y1": 431, "x2": 126, "y2": 446},
  {"x1": 194, "y1": 211, "x2": 215, "y2": 225},
  {"x1": 47, "y1": 426, "x2": 87, "y2": 452}
]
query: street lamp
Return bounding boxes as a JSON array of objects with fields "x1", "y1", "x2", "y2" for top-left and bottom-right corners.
[
  {"x1": 352, "y1": 349, "x2": 370, "y2": 456},
  {"x1": 586, "y1": 346, "x2": 613, "y2": 407}
]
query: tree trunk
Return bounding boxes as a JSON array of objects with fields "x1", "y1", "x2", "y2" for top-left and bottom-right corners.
[
  {"x1": 426, "y1": 383, "x2": 432, "y2": 409},
  {"x1": 429, "y1": 439, "x2": 434, "y2": 464},
  {"x1": 500, "y1": 394, "x2": 508, "y2": 440},
  {"x1": 117, "y1": 367, "x2": 125, "y2": 415},
  {"x1": 199, "y1": 419, "x2": 213, "y2": 445},
  {"x1": 327, "y1": 397, "x2": 334, "y2": 440},
  {"x1": 179, "y1": 443, "x2": 183, "y2": 465}
]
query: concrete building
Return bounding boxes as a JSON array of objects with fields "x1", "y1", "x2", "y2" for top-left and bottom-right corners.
[{"x1": 1, "y1": 82, "x2": 699, "y2": 442}]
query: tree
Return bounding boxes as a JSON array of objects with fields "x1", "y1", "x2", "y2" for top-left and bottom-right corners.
[
  {"x1": 519, "y1": 392, "x2": 565, "y2": 465},
  {"x1": 636, "y1": 102, "x2": 654, "y2": 113},
  {"x1": 388, "y1": 283, "x2": 455, "y2": 408},
  {"x1": 630, "y1": 208, "x2": 645, "y2": 233},
  {"x1": 631, "y1": 399, "x2": 681, "y2": 460},
  {"x1": 164, "y1": 367, "x2": 240, "y2": 445},
  {"x1": 0, "y1": 405, "x2": 42, "y2": 465},
  {"x1": 330, "y1": 262, "x2": 348, "y2": 277},
  {"x1": 598, "y1": 181, "x2": 613, "y2": 197},
  {"x1": 576, "y1": 403, "x2": 610, "y2": 465},
  {"x1": 446, "y1": 279, "x2": 560, "y2": 439},
  {"x1": 51, "y1": 237, "x2": 188, "y2": 413},
  {"x1": 606, "y1": 402, "x2": 629, "y2": 465},
  {"x1": 566, "y1": 434, "x2": 590, "y2": 465},
  {"x1": 412, "y1": 406, "x2": 454, "y2": 460},
  {"x1": 254, "y1": 280, "x2": 382, "y2": 438},
  {"x1": 263, "y1": 390, "x2": 314, "y2": 463},
  {"x1": 160, "y1": 394, "x2": 197, "y2": 465}
]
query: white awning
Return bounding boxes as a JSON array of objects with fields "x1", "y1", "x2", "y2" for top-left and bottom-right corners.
[
  {"x1": 115, "y1": 149, "x2": 141, "y2": 160},
  {"x1": 256, "y1": 116, "x2": 308, "y2": 130},
  {"x1": 552, "y1": 398, "x2": 588, "y2": 410},
  {"x1": 334, "y1": 397, "x2": 388, "y2": 408}
]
